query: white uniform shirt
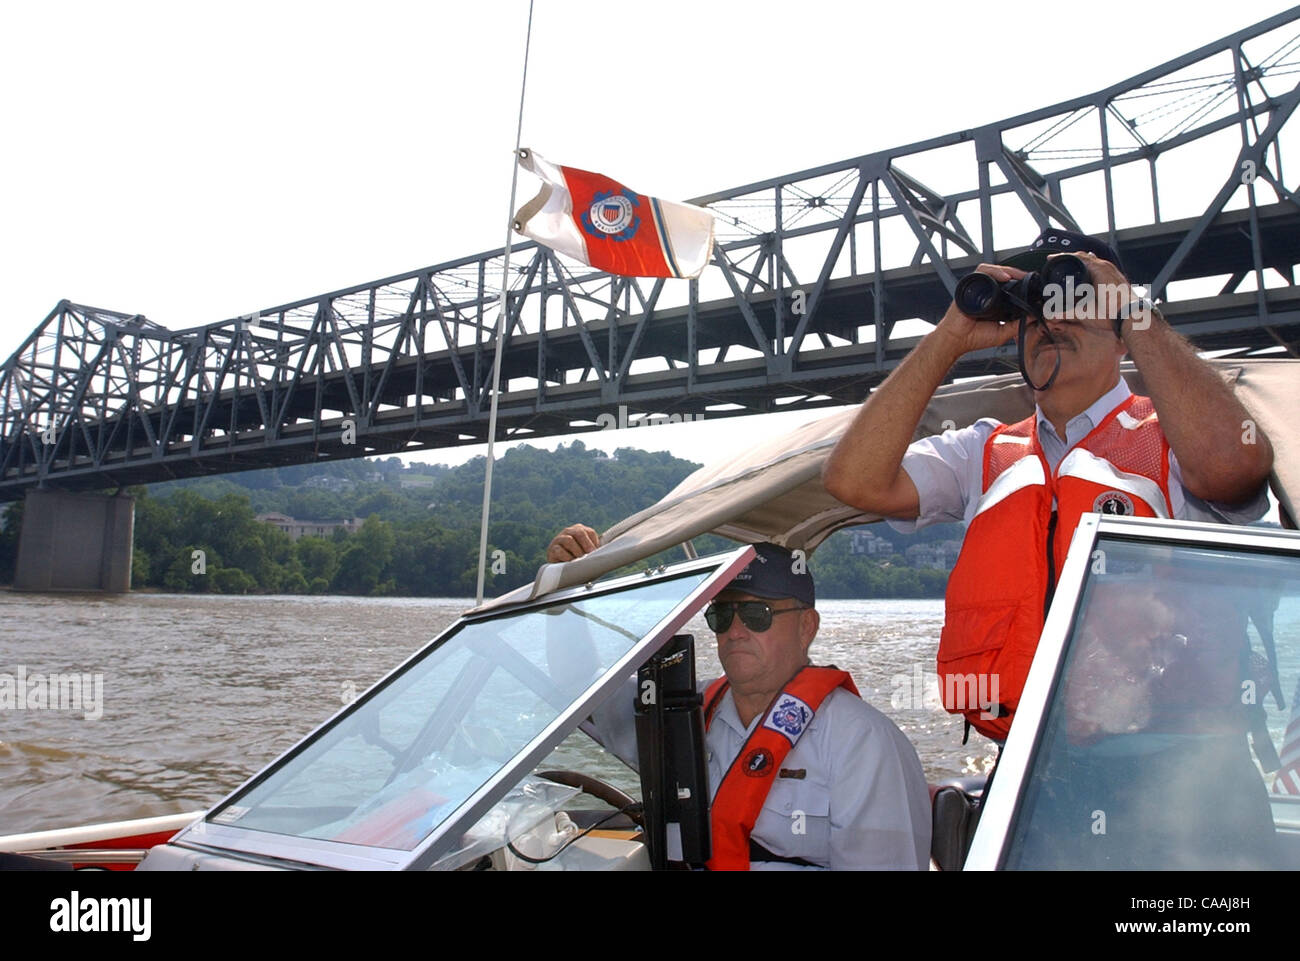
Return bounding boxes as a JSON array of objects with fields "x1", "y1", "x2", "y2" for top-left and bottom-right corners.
[
  {"x1": 889, "y1": 379, "x2": 1269, "y2": 532},
  {"x1": 704, "y1": 685, "x2": 931, "y2": 870},
  {"x1": 588, "y1": 677, "x2": 931, "y2": 870}
]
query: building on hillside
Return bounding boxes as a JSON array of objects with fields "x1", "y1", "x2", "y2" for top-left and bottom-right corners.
[
  {"x1": 399, "y1": 475, "x2": 436, "y2": 489},
  {"x1": 848, "y1": 529, "x2": 895, "y2": 556},
  {"x1": 256, "y1": 512, "x2": 364, "y2": 541},
  {"x1": 303, "y1": 475, "x2": 353, "y2": 492},
  {"x1": 903, "y1": 540, "x2": 964, "y2": 571}
]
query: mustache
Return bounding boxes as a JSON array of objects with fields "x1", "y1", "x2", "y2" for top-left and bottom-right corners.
[
  {"x1": 1027, "y1": 322, "x2": 1081, "y2": 347},
  {"x1": 1034, "y1": 336, "x2": 1075, "y2": 351}
]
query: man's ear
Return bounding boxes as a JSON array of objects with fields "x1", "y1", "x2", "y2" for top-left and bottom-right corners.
[{"x1": 799, "y1": 608, "x2": 820, "y2": 653}]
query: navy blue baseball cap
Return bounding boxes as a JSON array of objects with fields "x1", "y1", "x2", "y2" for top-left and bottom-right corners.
[
  {"x1": 724, "y1": 542, "x2": 815, "y2": 606},
  {"x1": 1002, "y1": 228, "x2": 1125, "y2": 276}
]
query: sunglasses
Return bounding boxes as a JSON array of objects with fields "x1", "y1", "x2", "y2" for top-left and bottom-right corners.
[{"x1": 704, "y1": 600, "x2": 807, "y2": 633}]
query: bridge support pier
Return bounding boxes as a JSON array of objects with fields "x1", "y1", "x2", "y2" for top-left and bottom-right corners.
[{"x1": 13, "y1": 490, "x2": 134, "y2": 593}]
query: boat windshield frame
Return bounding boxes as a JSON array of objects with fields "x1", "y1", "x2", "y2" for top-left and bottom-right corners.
[
  {"x1": 165, "y1": 545, "x2": 756, "y2": 871},
  {"x1": 966, "y1": 514, "x2": 1300, "y2": 870}
]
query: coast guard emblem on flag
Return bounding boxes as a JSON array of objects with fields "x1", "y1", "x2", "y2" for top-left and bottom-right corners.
[
  {"x1": 513, "y1": 148, "x2": 715, "y2": 279},
  {"x1": 582, "y1": 190, "x2": 639, "y2": 241},
  {"x1": 763, "y1": 693, "x2": 813, "y2": 744}
]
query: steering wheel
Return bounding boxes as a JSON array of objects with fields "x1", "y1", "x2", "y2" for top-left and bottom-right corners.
[{"x1": 535, "y1": 769, "x2": 644, "y2": 828}]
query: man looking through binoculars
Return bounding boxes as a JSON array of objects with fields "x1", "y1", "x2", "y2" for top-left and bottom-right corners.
[{"x1": 822, "y1": 229, "x2": 1273, "y2": 742}]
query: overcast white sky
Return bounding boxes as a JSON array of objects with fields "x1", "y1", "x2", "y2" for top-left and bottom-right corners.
[{"x1": 2, "y1": 1, "x2": 1293, "y2": 469}]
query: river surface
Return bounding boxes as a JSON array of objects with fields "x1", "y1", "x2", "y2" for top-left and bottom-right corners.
[{"x1": 0, "y1": 591, "x2": 998, "y2": 834}]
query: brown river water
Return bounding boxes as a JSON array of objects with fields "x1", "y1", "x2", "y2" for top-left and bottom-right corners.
[{"x1": 0, "y1": 590, "x2": 997, "y2": 835}]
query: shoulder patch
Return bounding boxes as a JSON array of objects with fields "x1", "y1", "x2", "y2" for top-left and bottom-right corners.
[{"x1": 763, "y1": 692, "x2": 814, "y2": 745}]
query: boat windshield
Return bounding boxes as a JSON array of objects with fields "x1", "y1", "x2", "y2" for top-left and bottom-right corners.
[
  {"x1": 208, "y1": 569, "x2": 713, "y2": 852},
  {"x1": 1003, "y1": 533, "x2": 1300, "y2": 869}
]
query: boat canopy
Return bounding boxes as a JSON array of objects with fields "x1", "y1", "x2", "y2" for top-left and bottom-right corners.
[{"x1": 485, "y1": 358, "x2": 1300, "y2": 611}]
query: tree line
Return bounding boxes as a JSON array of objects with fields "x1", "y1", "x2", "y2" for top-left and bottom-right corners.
[{"x1": 0, "y1": 441, "x2": 957, "y2": 598}]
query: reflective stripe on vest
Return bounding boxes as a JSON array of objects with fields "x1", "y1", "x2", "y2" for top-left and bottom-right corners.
[
  {"x1": 939, "y1": 393, "x2": 1173, "y2": 740},
  {"x1": 702, "y1": 666, "x2": 859, "y2": 871},
  {"x1": 972, "y1": 453, "x2": 1047, "y2": 520}
]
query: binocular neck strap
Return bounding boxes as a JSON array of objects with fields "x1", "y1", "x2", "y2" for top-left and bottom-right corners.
[{"x1": 1016, "y1": 313, "x2": 1060, "y2": 392}]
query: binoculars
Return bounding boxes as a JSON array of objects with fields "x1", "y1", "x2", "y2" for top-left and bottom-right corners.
[{"x1": 953, "y1": 254, "x2": 1093, "y2": 324}]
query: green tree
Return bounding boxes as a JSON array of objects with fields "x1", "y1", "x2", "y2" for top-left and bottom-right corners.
[
  {"x1": 296, "y1": 536, "x2": 340, "y2": 585},
  {"x1": 212, "y1": 567, "x2": 256, "y2": 594},
  {"x1": 163, "y1": 545, "x2": 219, "y2": 592},
  {"x1": 331, "y1": 516, "x2": 395, "y2": 594}
]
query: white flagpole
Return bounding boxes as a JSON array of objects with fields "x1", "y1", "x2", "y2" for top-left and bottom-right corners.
[{"x1": 476, "y1": 0, "x2": 535, "y2": 607}]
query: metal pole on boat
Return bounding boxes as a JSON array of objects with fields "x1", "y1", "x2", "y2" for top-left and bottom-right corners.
[{"x1": 476, "y1": 0, "x2": 536, "y2": 607}]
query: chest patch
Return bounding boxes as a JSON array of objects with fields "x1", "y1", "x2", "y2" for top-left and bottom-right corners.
[
  {"x1": 1093, "y1": 490, "x2": 1134, "y2": 515},
  {"x1": 743, "y1": 747, "x2": 774, "y2": 777}
]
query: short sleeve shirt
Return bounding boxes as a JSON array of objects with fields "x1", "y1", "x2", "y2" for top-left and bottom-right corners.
[
  {"x1": 889, "y1": 379, "x2": 1270, "y2": 533},
  {"x1": 585, "y1": 676, "x2": 932, "y2": 869},
  {"x1": 704, "y1": 686, "x2": 931, "y2": 870}
]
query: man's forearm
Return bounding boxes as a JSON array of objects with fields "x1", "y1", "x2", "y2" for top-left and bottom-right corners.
[
  {"x1": 1122, "y1": 308, "x2": 1273, "y2": 503},
  {"x1": 823, "y1": 328, "x2": 966, "y2": 516}
]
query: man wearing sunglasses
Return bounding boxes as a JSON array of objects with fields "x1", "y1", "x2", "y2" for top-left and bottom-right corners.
[{"x1": 549, "y1": 527, "x2": 931, "y2": 870}]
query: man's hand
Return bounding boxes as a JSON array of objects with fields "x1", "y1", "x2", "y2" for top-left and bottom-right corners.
[
  {"x1": 1077, "y1": 250, "x2": 1130, "y2": 311},
  {"x1": 1051, "y1": 250, "x2": 1131, "y2": 334},
  {"x1": 934, "y1": 263, "x2": 1025, "y2": 355},
  {"x1": 823, "y1": 263, "x2": 1022, "y2": 518},
  {"x1": 547, "y1": 523, "x2": 600, "y2": 563}
]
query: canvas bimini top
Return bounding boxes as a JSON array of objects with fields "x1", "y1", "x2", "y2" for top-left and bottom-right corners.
[{"x1": 487, "y1": 358, "x2": 1300, "y2": 610}]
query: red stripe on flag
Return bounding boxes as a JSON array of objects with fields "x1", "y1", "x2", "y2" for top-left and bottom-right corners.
[{"x1": 1271, "y1": 677, "x2": 1300, "y2": 795}]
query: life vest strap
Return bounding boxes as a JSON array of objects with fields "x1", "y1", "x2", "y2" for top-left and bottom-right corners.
[{"x1": 705, "y1": 666, "x2": 858, "y2": 871}]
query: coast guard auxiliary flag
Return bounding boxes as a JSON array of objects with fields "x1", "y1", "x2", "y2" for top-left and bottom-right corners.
[{"x1": 512, "y1": 148, "x2": 715, "y2": 279}]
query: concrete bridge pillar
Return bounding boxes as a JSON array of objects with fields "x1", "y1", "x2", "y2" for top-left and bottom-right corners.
[{"x1": 12, "y1": 490, "x2": 134, "y2": 593}]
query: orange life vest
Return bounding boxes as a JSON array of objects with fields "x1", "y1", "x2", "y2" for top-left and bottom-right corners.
[
  {"x1": 939, "y1": 393, "x2": 1173, "y2": 741},
  {"x1": 702, "y1": 665, "x2": 859, "y2": 871}
]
